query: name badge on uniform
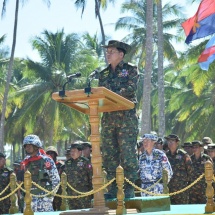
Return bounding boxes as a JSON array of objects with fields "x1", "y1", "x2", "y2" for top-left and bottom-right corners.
[
  {"x1": 2, "y1": 171, "x2": 9, "y2": 177},
  {"x1": 77, "y1": 161, "x2": 84, "y2": 167}
]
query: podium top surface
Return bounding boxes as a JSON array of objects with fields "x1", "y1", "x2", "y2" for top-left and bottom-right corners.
[{"x1": 52, "y1": 87, "x2": 134, "y2": 114}]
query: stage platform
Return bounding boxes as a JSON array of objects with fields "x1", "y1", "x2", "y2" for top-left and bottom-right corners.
[{"x1": 13, "y1": 204, "x2": 215, "y2": 215}]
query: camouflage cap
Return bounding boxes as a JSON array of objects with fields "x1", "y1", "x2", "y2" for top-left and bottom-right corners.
[
  {"x1": 202, "y1": 137, "x2": 213, "y2": 145},
  {"x1": 102, "y1": 40, "x2": 131, "y2": 53},
  {"x1": 45, "y1": 146, "x2": 58, "y2": 156},
  {"x1": 0, "y1": 152, "x2": 6, "y2": 159},
  {"x1": 182, "y1": 142, "x2": 192, "y2": 148},
  {"x1": 142, "y1": 133, "x2": 158, "y2": 141},
  {"x1": 207, "y1": 143, "x2": 215, "y2": 150},
  {"x1": 192, "y1": 140, "x2": 203, "y2": 147},
  {"x1": 164, "y1": 134, "x2": 180, "y2": 141},
  {"x1": 81, "y1": 142, "x2": 92, "y2": 148}
]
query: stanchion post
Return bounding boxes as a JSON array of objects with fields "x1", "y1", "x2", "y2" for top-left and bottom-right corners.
[
  {"x1": 205, "y1": 160, "x2": 215, "y2": 213},
  {"x1": 24, "y1": 170, "x2": 33, "y2": 215},
  {"x1": 116, "y1": 165, "x2": 126, "y2": 215},
  {"x1": 60, "y1": 172, "x2": 68, "y2": 211},
  {"x1": 9, "y1": 172, "x2": 19, "y2": 214},
  {"x1": 162, "y1": 169, "x2": 169, "y2": 194}
]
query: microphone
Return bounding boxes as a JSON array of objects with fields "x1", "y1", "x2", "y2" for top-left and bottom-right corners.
[
  {"x1": 66, "y1": 72, "x2": 81, "y2": 81},
  {"x1": 88, "y1": 69, "x2": 98, "y2": 78}
]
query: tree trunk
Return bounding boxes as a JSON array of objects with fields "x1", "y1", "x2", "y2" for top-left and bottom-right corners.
[
  {"x1": 0, "y1": 0, "x2": 19, "y2": 152},
  {"x1": 141, "y1": 0, "x2": 153, "y2": 135},
  {"x1": 157, "y1": 0, "x2": 165, "y2": 137},
  {"x1": 95, "y1": 0, "x2": 108, "y2": 65}
]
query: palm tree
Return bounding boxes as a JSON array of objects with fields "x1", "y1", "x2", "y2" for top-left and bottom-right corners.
[
  {"x1": 0, "y1": 0, "x2": 51, "y2": 152},
  {"x1": 115, "y1": 0, "x2": 184, "y2": 134},
  {"x1": 6, "y1": 30, "x2": 100, "y2": 146},
  {"x1": 156, "y1": 0, "x2": 165, "y2": 137},
  {"x1": 72, "y1": 0, "x2": 116, "y2": 65}
]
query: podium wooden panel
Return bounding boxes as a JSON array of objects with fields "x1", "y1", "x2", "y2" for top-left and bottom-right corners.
[{"x1": 52, "y1": 87, "x2": 134, "y2": 214}]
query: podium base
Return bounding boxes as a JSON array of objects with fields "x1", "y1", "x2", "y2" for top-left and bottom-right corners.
[{"x1": 59, "y1": 207, "x2": 109, "y2": 215}]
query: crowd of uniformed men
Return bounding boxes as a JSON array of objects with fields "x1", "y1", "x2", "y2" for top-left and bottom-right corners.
[{"x1": 0, "y1": 133, "x2": 215, "y2": 213}]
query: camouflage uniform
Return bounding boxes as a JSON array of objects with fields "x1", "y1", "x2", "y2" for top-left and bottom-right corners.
[
  {"x1": 139, "y1": 148, "x2": 173, "y2": 196},
  {"x1": 65, "y1": 155, "x2": 93, "y2": 209},
  {"x1": 99, "y1": 55, "x2": 139, "y2": 197},
  {"x1": 189, "y1": 141, "x2": 212, "y2": 204},
  {"x1": 166, "y1": 149, "x2": 193, "y2": 204},
  {"x1": 21, "y1": 135, "x2": 60, "y2": 212},
  {"x1": 0, "y1": 153, "x2": 13, "y2": 214}
]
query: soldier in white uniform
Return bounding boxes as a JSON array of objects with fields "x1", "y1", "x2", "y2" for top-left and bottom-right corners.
[{"x1": 139, "y1": 134, "x2": 173, "y2": 196}]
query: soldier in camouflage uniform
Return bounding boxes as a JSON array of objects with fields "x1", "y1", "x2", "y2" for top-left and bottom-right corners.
[
  {"x1": 0, "y1": 152, "x2": 13, "y2": 214},
  {"x1": 64, "y1": 142, "x2": 93, "y2": 209},
  {"x1": 189, "y1": 141, "x2": 213, "y2": 204},
  {"x1": 181, "y1": 142, "x2": 193, "y2": 156},
  {"x1": 99, "y1": 40, "x2": 139, "y2": 199},
  {"x1": 165, "y1": 134, "x2": 193, "y2": 204},
  {"x1": 21, "y1": 134, "x2": 60, "y2": 212},
  {"x1": 81, "y1": 142, "x2": 92, "y2": 162},
  {"x1": 139, "y1": 134, "x2": 173, "y2": 196},
  {"x1": 46, "y1": 146, "x2": 65, "y2": 211}
]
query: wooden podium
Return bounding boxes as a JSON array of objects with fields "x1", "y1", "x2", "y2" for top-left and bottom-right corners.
[{"x1": 52, "y1": 87, "x2": 134, "y2": 214}]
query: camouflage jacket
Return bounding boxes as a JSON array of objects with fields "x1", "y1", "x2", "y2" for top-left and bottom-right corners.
[
  {"x1": 65, "y1": 156, "x2": 93, "y2": 193},
  {"x1": 0, "y1": 167, "x2": 13, "y2": 195},
  {"x1": 166, "y1": 149, "x2": 193, "y2": 184},
  {"x1": 191, "y1": 153, "x2": 212, "y2": 179},
  {"x1": 98, "y1": 60, "x2": 139, "y2": 104}
]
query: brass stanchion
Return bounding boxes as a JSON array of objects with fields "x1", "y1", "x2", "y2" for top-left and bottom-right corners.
[
  {"x1": 24, "y1": 170, "x2": 33, "y2": 215},
  {"x1": 116, "y1": 165, "x2": 126, "y2": 215},
  {"x1": 162, "y1": 169, "x2": 169, "y2": 194},
  {"x1": 9, "y1": 173, "x2": 19, "y2": 214},
  {"x1": 205, "y1": 161, "x2": 215, "y2": 213},
  {"x1": 60, "y1": 172, "x2": 68, "y2": 211}
]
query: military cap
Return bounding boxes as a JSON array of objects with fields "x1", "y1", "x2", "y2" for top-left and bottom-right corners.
[
  {"x1": 192, "y1": 140, "x2": 203, "y2": 147},
  {"x1": 202, "y1": 137, "x2": 213, "y2": 145},
  {"x1": 102, "y1": 40, "x2": 131, "y2": 53},
  {"x1": 70, "y1": 143, "x2": 83, "y2": 151},
  {"x1": 156, "y1": 137, "x2": 164, "y2": 145},
  {"x1": 142, "y1": 133, "x2": 158, "y2": 141},
  {"x1": 207, "y1": 143, "x2": 215, "y2": 150},
  {"x1": 81, "y1": 142, "x2": 92, "y2": 148},
  {"x1": 182, "y1": 142, "x2": 192, "y2": 148},
  {"x1": 46, "y1": 146, "x2": 59, "y2": 156},
  {"x1": 0, "y1": 152, "x2": 6, "y2": 159},
  {"x1": 164, "y1": 134, "x2": 180, "y2": 141}
]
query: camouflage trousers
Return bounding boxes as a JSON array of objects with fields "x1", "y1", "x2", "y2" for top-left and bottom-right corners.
[
  {"x1": 0, "y1": 194, "x2": 10, "y2": 214},
  {"x1": 28, "y1": 196, "x2": 54, "y2": 212},
  {"x1": 168, "y1": 181, "x2": 189, "y2": 204},
  {"x1": 101, "y1": 110, "x2": 139, "y2": 181},
  {"x1": 189, "y1": 179, "x2": 206, "y2": 204},
  {"x1": 67, "y1": 191, "x2": 92, "y2": 209}
]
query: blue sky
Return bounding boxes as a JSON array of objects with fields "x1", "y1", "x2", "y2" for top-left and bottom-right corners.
[{"x1": 0, "y1": 0, "x2": 198, "y2": 61}]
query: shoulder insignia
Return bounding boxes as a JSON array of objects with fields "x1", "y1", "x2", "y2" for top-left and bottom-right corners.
[{"x1": 127, "y1": 62, "x2": 137, "y2": 67}]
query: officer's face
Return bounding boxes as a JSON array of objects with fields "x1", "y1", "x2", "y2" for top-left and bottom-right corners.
[
  {"x1": 143, "y1": 138, "x2": 155, "y2": 152},
  {"x1": 106, "y1": 48, "x2": 124, "y2": 65},
  {"x1": 0, "y1": 157, "x2": 6, "y2": 169},
  {"x1": 24, "y1": 144, "x2": 38, "y2": 156},
  {"x1": 82, "y1": 147, "x2": 91, "y2": 158},
  {"x1": 167, "y1": 139, "x2": 178, "y2": 152},
  {"x1": 208, "y1": 150, "x2": 215, "y2": 159},
  {"x1": 70, "y1": 148, "x2": 82, "y2": 160},
  {"x1": 192, "y1": 145, "x2": 202, "y2": 155}
]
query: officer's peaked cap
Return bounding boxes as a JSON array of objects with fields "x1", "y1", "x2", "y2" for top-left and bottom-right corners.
[{"x1": 164, "y1": 134, "x2": 180, "y2": 141}]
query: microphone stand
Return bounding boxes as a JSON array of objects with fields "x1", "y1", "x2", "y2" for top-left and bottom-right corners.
[
  {"x1": 59, "y1": 80, "x2": 69, "y2": 98},
  {"x1": 84, "y1": 77, "x2": 93, "y2": 97}
]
